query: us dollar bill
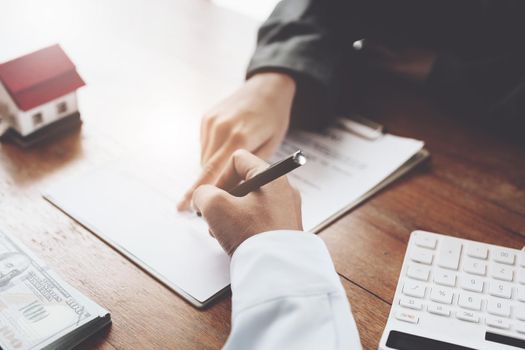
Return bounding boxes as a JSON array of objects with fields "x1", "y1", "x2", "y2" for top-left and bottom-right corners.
[
  {"x1": 0, "y1": 231, "x2": 110, "y2": 350},
  {"x1": 0, "y1": 115, "x2": 10, "y2": 137}
]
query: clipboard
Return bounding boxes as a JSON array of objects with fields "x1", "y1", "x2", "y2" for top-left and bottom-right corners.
[
  {"x1": 43, "y1": 193, "x2": 229, "y2": 309},
  {"x1": 308, "y1": 114, "x2": 430, "y2": 234},
  {"x1": 44, "y1": 116, "x2": 429, "y2": 308}
]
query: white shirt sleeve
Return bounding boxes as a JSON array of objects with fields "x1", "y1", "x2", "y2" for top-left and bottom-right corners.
[{"x1": 223, "y1": 230, "x2": 362, "y2": 350}]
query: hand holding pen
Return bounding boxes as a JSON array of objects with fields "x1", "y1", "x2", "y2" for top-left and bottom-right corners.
[{"x1": 192, "y1": 149, "x2": 306, "y2": 255}]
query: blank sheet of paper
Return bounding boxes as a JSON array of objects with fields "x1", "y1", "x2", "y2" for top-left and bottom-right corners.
[
  {"x1": 44, "y1": 124, "x2": 424, "y2": 305},
  {"x1": 45, "y1": 157, "x2": 230, "y2": 304}
]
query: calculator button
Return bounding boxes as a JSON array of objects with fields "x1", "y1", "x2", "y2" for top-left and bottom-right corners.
[
  {"x1": 456, "y1": 310, "x2": 480, "y2": 323},
  {"x1": 486, "y1": 316, "x2": 510, "y2": 330},
  {"x1": 437, "y1": 239, "x2": 462, "y2": 270},
  {"x1": 411, "y1": 249, "x2": 433, "y2": 265},
  {"x1": 517, "y1": 286, "x2": 525, "y2": 302},
  {"x1": 487, "y1": 298, "x2": 511, "y2": 317},
  {"x1": 458, "y1": 293, "x2": 482, "y2": 311},
  {"x1": 434, "y1": 269, "x2": 456, "y2": 287},
  {"x1": 516, "y1": 305, "x2": 525, "y2": 321},
  {"x1": 430, "y1": 286, "x2": 453, "y2": 304},
  {"x1": 460, "y1": 276, "x2": 484, "y2": 293},
  {"x1": 395, "y1": 311, "x2": 419, "y2": 324},
  {"x1": 489, "y1": 281, "x2": 512, "y2": 299},
  {"x1": 427, "y1": 303, "x2": 450, "y2": 317},
  {"x1": 516, "y1": 322, "x2": 525, "y2": 334},
  {"x1": 491, "y1": 263, "x2": 514, "y2": 282},
  {"x1": 399, "y1": 297, "x2": 423, "y2": 310},
  {"x1": 493, "y1": 249, "x2": 515, "y2": 265},
  {"x1": 518, "y1": 269, "x2": 525, "y2": 285},
  {"x1": 463, "y1": 259, "x2": 487, "y2": 276},
  {"x1": 466, "y1": 244, "x2": 488, "y2": 260},
  {"x1": 520, "y1": 252, "x2": 525, "y2": 268},
  {"x1": 406, "y1": 264, "x2": 430, "y2": 282},
  {"x1": 403, "y1": 280, "x2": 426, "y2": 298},
  {"x1": 414, "y1": 233, "x2": 437, "y2": 249}
]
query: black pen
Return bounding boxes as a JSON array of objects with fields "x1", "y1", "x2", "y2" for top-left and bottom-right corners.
[{"x1": 228, "y1": 150, "x2": 306, "y2": 197}]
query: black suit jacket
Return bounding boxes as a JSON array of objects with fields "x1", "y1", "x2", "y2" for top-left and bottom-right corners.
[{"x1": 246, "y1": 0, "x2": 525, "y2": 134}]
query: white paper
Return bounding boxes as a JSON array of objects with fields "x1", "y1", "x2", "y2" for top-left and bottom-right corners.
[
  {"x1": 273, "y1": 127, "x2": 424, "y2": 231},
  {"x1": 45, "y1": 157, "x2": 231, "y2": 303},
  {"x1": 44, "y1": 125, "x2": 423, "y2": 303}
]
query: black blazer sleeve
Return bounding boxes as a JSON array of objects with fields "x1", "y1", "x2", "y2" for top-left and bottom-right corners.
[
  {"x1": 248, "y1": 0, "x2": 525, "y2": 136},
  {"x1": 246, "y1": 0, "x2": 356, "y2": 130}
]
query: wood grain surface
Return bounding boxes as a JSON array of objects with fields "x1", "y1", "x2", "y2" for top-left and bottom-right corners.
[{"x1": 1, "y1": 1, "x2": 524, "y2": 349}]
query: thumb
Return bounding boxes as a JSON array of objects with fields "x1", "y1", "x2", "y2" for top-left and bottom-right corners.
[
  {"x1": 192, "y1": 184, "x2": 229, "y2": 216},
  {"x1": 215, "y1": 149, "x2": 269, "y2": 190},
  {"x1": 176, "y1": 147, "x2": 233, "y2": 211}
]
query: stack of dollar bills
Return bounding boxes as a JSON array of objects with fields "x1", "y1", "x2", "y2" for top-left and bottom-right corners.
[{"x1": 0, "y1": 230, "x2": 111, "y2": 349}]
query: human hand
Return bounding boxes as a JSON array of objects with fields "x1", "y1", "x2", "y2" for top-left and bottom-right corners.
[
  {"x1": 177, "y1": 72, "x2": 296, "y2": 210},
  {"x1": 192, "y1": 150, "x2": 303, "y2": 256}
]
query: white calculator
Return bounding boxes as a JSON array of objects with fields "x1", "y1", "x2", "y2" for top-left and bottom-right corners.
[{"x1": 379, "y1": 230, "x2": 525, "y2": 350}]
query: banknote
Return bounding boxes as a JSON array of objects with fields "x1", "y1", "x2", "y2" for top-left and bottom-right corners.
[
  {"x1": 0, "y1": 231, "x2": 110, "y2": 350},
  {"x1": 0, "y1": 115, "x2": 10, "y2": 137}
]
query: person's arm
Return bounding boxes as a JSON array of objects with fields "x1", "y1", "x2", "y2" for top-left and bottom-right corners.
[
  {"x1": 192, "y1": 150, "x2": 361, "y2": 349},
  {"x1": 224, "y1": 231, "x2": 361, "y2": 350},
  {"x1": 177, "y1": 73, "x2": 295, "y2": 210},
  {"x1": 356, "y1": 0, "x2": 525, "y2": 136},
  {"x1": 177, "y1": 0, "x2": 354, "y2": 210},
  {"x1": 248, "y1": 0, "x2": 353, "y2": 130}
]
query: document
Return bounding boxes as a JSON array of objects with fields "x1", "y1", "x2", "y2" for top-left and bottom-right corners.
[
  {"x1": 45, "y1": 157, "x2": 230, "y2": 306},
  {"x1": 273, "y1": 126, "x2": 424, "y2": 231},
  {"x1": 0, "y1": 230, "x2": 110, "y2": 350},
  {"x1": 44, "y1": 119, "x2": 426, "y2": 306}
]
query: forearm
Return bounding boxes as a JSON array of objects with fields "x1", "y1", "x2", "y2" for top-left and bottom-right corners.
[
  {"x1": 224, "y1": 230, "x2": 361, "y2": 350},
  {"x1": 247, "y1": 0, "x2": 354, "y2": 130}
]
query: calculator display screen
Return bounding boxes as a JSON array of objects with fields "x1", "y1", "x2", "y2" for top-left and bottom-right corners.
[
  {"x1": 386, "y1": 331, "x2": 477, "y2": 350},
  {"x1": 486, "y1": 332, "x2": 525, "y2": 348},
  {"x1": 387, "y1": 330, "x2": 525, "y2": 349}
]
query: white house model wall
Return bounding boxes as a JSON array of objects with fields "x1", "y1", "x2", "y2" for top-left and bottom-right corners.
[
  {"x1": 0, "y1": 44, "x2": 86, "y2": 141},
  {"x1": 17, "y1": 92, "x2": 78, "y2": 136},
  {"x1": 0, "y1": 82, "x2": 18, "y2": 130}
]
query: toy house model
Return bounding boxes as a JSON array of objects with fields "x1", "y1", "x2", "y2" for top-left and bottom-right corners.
[{"x1": 0, "y1": 44, "x2": 85, "y2": 146}]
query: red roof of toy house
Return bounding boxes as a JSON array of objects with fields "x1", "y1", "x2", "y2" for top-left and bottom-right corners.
[{"x1": 0, "y1": 44, "x2": 85, "y2": 111}]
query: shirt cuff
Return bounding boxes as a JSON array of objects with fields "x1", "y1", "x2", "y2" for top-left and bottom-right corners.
[{"x1": 230, "y1": 230, "x2": 344, "y2": 316}]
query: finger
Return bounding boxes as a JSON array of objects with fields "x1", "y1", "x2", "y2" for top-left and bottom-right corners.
[
  {"x1": 201, "y1": 119, "x2": 233, "y2": 164},
  {"x1": 192, "y1": 184, "x2": 228, "y2": 217},
  {"x1": 253, "y1": 136, "x2": 282, "y2": 162},
  {"x1": 200, "y1": 115, "x2": 212, "y2": 165},
  {"x1": 215, "y1": 149, "x2": 269, "y2": 191},
  {"x1": 177, "y1": 140, "x2": 243, "y2": 211}
]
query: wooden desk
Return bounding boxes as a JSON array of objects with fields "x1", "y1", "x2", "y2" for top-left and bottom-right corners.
[{"x1": 1, "y1": 1, "x2": 524, "y2": 349}]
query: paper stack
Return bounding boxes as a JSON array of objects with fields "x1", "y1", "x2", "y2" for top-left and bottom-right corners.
[{"x1": 0, "y1": 230, "x2": 111, "y2": 350}]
